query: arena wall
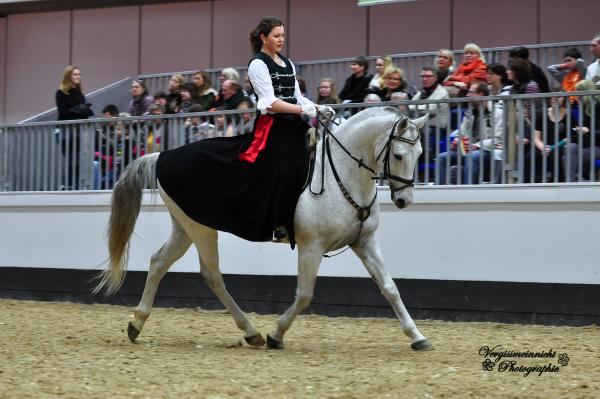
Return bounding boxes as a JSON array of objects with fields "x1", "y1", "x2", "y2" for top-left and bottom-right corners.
[{"x1": 1, "y1": 184, "x2": 599, "y2": 323}]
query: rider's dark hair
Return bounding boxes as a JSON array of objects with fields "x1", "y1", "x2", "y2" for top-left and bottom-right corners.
[{"x1": 249, "y1": 17, "x2": 285, "y2": 54}]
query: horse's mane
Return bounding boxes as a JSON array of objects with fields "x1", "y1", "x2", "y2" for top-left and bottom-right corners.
[{"x1": 335, "y1": 106, "x2": 399, "y2": 135}]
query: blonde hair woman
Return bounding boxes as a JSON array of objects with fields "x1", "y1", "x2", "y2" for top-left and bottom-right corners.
[
  {"x1": 443, "y1": 43, "x2": 487, "y2": 94},
  {"x1": 369, "y1": 55, "x2": 393, "y2": 90},
  {"x1": 56, "y1": 65, "x2": 91, "y2": 120},
  {"x1": 435, "y1": 49, "x2": 455, "y2": 84}
]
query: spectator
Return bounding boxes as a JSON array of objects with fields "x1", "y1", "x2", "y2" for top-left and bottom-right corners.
[
  {"x1": 364, "y1": 93, "x2": 382, "y2": 103},
  {"x1": 585, "y1": 34, "x2": 600, "y2": 86},
  {"x1": 369, "y1": 55, "x2": 393, "y2": 90},
  {"x1": 373, "y1": 67, "x2": 417, "y2": 101},
  {"x1": 221, "y1": 79, "x2": 246, "y2": 110},
  {"x1": 128, "y1": 80, "x2": 153, "y2": 116},
  {"x1": 315, "y1": 78, "x2": 340, "y2": 104},
  {"x1": 410, "y1": 66, "x2": 450, "y2": 130},
  {"x1": 176, "y1": 83, "x2": 198, "y2": 113},
  {"x1": 241, "y1": 72, "x2": 256, "y2": 104},
  {"x1": 215, "y1": 68, "x2": 240, "y2": 107},
  {"x1": 165, "y1": 74, "x2": 185, "y2": 114},
  {"x1": 146, "y1": 103, "x2": 167, "y2": 153},
  {"x1": 443, "y1": 43, "x2": 487, "y2": 96},
  {"x1": 55, "y1": 65, "x2": 93, "y2": 189},
  {"x1": 509, "y1": 46, "x2": 550, "y2": 93},
  {"x1": 339, "y1": 56, "x2": 373, "y2": 104},
  {"x1": 524, "y1": 91, "x2": 569, "y2": 183},
  {"x1": 153, "y1": 91, "x2": 167, "y2": 108},
  {"x1": 435, "y1": 49, "x2": 455, "y2": 85},
  {"x1": 563, "y1": 80, "x2": 600, "y2": 181},
  {"x1": 435, "y1": 82, "x2": 503, "y2": 184},
  {"x1": 192, "y1": 71, "x2": 218, "y2": 110},
  {"x1": 184, "y1": 104, "x2": 205, "y2": 143},
  {"x1": 225, "y1": 99, "x2": 256, "y2": 137},
  {"x1": 101, "y1": 104, "x2": 119, "y2": 118},
  {"x1": 547, "y1": 47, "x2": 587, "y2": 103},
  {"x1": 56, "y1": 65, "x2": 92, "y2": 121},
  {"x1": 486, "y1": 63, "x2": 511, "y2": 96},
  {"x1": 507, "y1": 57, "x2": 540, "y2": 118}
]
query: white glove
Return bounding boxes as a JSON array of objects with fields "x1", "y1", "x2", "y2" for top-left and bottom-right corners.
[
  {"x1": 300, "y1": 104, "x2": 317, "y2": 119},
  {"x1": 318, "y1": 105, "x2": 336, "y2": 118}
]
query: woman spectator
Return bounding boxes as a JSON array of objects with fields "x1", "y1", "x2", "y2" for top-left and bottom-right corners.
[
  {"x1": 165, "y1": 74, "x2": 185, "y2": 114},
  {"x1": 547, "y1": 47, "x2": 587, "y2": 103},
  {"x1": 192, "y1": 70, "x2": 218, "y2": 110},
  {"x1": 443, "y1": 43, "x2": 487, "y2": 96},
  {"x1": 339, "y1": 56, "x2": 373, "y2": 104},
  {"x1": 563, "y1": 80, "x2": 600, "y2": 181},
  {"x1": 524, "y1": 92, "x2": 569, "y2": 182},
  {"x1": 373, "y1": 67, "x2": 417, "y2": 101},
  {"x1": 315, "y1": 78, "x2": 340, "y2": 104},
  {"x1": 435, "y1": 49, "x2": 455, "y2": 85},
  {"x1": 55, "y1": 65, "x2": 93, "y2": 189},
  {"x1": 176, "y1": 83, "x2": 199, "y2": 114},
  {"x1": 128, "y1": 80, "x2": 153, "y2": 116},
  {"x1": 507, "y1": 57, "x2": 540, "y2": 118},
  {"x1": 369, "y1": 55, "x2": 393, "y2": 90},
  {"x1": 487, "y1": 63, "x2": 510, "y2": 96}
]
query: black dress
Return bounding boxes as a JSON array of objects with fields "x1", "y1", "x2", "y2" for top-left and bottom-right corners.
[{"x1": 156, "y1": 52, "x2": 309, "y2": 248}]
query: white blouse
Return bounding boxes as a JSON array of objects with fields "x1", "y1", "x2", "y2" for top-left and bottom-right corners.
[{"x1": 247, "y1": 57, "x2": 313, "y2": 114}]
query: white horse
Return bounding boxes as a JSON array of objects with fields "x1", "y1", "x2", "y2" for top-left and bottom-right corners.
[{"x1": 95, "y1": 106, "x2": 433, "y2": 351}]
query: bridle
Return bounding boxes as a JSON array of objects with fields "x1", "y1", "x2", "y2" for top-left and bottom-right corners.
[{"x1": 312, "y1": 113, "x2": 420, "y2": 256}]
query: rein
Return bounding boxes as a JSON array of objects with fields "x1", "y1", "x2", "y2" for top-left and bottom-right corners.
[{"x1": 310, "y1": 114, "x2": 418, "y2": 257}]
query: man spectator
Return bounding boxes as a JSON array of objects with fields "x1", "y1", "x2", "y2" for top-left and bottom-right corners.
[
  {"x1": 339, "y1": 56, "x2": 373, "y2": 104},
  {"x1": 410, "y1": 66, "x2": 450, "y2": 130},
  {"x1": 509, "y1": 46, "x2": 550, "y2": 93},
  {"x1": 585, "y1": 34, "x2": 600, "y2": 87},
  {"x1": 102, "y1": 104, "x2": 119, "y2": 118},
  {"x1": 221, "y1": 79, "x2": 246, "y2": 110}
]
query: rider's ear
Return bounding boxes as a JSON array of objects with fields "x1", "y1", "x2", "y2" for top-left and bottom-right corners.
[{"x1": 397, "y1": 117, "x2": 409, "y2": 133}]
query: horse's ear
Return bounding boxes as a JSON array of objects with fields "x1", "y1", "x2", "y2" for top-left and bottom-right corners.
[
  {"x1": 397, "y1": 117, "x2": 409, "y2": 133},
  {"x1": 412, "y1": 114, "x2": 430, "y2": 129}
]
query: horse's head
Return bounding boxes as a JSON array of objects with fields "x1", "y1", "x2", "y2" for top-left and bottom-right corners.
[{"x1": 379, "y1": 113, "x2": 427, "y2": 209}]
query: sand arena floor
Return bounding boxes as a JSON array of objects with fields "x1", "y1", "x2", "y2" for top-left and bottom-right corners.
[{"x1": 0, "y1": 299, "x2": 598, "y2": 398}]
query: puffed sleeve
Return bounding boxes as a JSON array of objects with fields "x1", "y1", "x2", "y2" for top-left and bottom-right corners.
[
  {"x1": 248, "y1": 59, "x2": 278, "y2": 114},
  {"x1": 291, "y1": 60, "x2": 315, "y2": 107}
]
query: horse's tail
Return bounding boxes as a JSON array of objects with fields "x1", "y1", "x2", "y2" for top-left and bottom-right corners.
[{"x1": 93, "y1": 153, "x2": 160, "y2": 296}]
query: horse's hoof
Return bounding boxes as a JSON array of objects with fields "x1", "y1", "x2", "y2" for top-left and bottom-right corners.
[
  {"x1": 266, "y1": 333, "x2": 284, "y2": 349},
  {"x1": 411, "y1": 339, "x2": 433, "y2": 351},
  {"x1": 244, "y1": 333, "x2": 266, "y2": 348},
  {"x1": 127, "y1": 322, "x2": 140, "y2": 343}
]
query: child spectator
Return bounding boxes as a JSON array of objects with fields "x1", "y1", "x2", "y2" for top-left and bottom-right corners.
[
  {"x1": 547, "y1": 47, "x2": 587, "y2": 103},
  {"x1": 316, "y1": 78, "x2": 340, "y2": 104}
]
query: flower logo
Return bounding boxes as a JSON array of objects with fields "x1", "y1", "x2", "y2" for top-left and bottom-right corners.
[
  {"x1": 482, "y1": 359, "x2": 495, "y2": 371},
  {"x1": 558, "y1": 353, "x2": 570, "y2": 366}
]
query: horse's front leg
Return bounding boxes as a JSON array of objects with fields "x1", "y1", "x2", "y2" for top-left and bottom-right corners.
[
  {"x1": 267, "y1": 244, "x2": 323, "y2": 349},
  {"x1": 352, "y1": 232, "x2": 432, "y2": 351},
  {"x1": 128, "y1": 218, "x2": 192, "y2": 342},
  {"x1": 192, "y1": 228, "x2": 265, "y2": 348}
]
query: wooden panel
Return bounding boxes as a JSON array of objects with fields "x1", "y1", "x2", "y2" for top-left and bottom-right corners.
[
  {"x1": 212, "y1": 0, "x2": 287, "y2": 68},
  {"x1": 5, "y1": 12, "x2": 70, "y2": 123},
  {"x1": 72, "y1": 6, "x2": 139, "y2": 92},
  {"x1": 540, "y1": 0, "x2": 600, "y2": 46},
  {"x1": 289, "y1": 0, "x2": 367, "y2": 61},
  {"x1": 452, "y1": 0, "x2": 538, "y2": 49},
  {"x1": 0, "y1": 17, "x2": 6, "y2": 124},
  {"x1": 369, "y1": 0, "x2": 451, "y2": 55},
  {"x1": 140, "y1": 1, "x2": 212, "y2": 75}
]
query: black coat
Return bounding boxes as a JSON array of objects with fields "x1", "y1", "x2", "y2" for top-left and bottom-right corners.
[
  {"x1": 339, "y1": 73, "x2": 373, "y2": 103},
  {"x1": 55, "y1": 88, "x2": 92, "y2": 120}
]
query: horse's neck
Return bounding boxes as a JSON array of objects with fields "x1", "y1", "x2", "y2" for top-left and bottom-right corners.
[{"x1": 323, "y1": 117, "x2": 388, "y2": 203}]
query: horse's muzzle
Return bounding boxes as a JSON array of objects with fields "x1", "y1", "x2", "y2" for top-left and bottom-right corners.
[{"x1": 392, "y1": 190, "x2": 413, "y2": 209}]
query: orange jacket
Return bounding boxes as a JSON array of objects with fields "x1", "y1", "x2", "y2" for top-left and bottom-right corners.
[{"x1": 443, "y1": 58, "x2": 488, "y2": 87}]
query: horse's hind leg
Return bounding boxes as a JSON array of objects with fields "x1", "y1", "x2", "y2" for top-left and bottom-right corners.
[
  {"x1": 267, "y1": 245, "x2": 323, "y2": 349},
  {"x1": 352, "y1": 233, "x2": 432, "y2": 351},
  {"x1": 191, "y1": 228, "x2": 265, "y2": 347},
  {"x1": 128, "y1": 217, "x2": 191, "y2": 342}
]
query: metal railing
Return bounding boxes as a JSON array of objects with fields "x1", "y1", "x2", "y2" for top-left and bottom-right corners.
[
  {"x1": 1, "y1": 91, "x2": 599, "y2": 192},
  {"x1": 138, "y1": 41, "x2": 590, "y2": 101}
]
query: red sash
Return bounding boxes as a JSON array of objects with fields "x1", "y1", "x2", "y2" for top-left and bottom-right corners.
[{"x1": 238, "y1": 115, "x2": 274, "y2": 163}]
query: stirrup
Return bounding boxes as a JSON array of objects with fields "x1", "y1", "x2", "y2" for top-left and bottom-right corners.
[{"x1": 273, "y1": 226, "x2": 288, "y2": 240}]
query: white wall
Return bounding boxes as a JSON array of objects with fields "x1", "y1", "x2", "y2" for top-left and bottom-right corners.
[{"x1": 1, "y1": 184, "x2": 599, "y2": 284}]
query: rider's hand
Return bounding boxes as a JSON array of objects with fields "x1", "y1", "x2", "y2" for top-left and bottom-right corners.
[
  {"x1": 300, "y1": 104, "x2": 317, "y2": 119},
  {"x1": 318, "y1": 105, "x2": 336, "y2": 118}
]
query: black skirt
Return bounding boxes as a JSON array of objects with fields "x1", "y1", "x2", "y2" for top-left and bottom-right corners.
[{"x1": 156, "y1": 114, "x2": 309, "y2": 248}]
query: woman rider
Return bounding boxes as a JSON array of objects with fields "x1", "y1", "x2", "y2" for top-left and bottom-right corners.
[{"x1": 156, "y1": 17, "x2": 333, "y2": 248}]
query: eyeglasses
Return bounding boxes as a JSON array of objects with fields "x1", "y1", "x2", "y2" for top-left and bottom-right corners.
[{"x1": 386, "y1": 77, "x2": 401, "y2": 81}]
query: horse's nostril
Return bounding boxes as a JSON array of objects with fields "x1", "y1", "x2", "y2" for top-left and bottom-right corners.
[{"x1": 395, "y1": 198, "x2": 406, "y2": 208}]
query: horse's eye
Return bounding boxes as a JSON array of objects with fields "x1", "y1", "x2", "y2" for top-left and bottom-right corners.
[{"x1": 394, "y1": 153, "x2": 403, "y2": 161}]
